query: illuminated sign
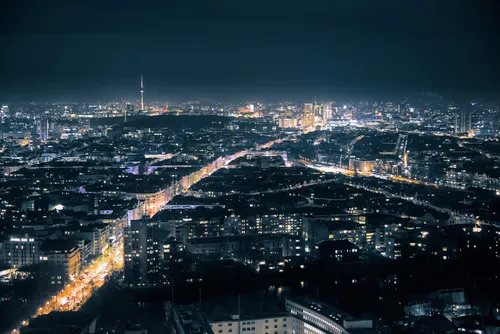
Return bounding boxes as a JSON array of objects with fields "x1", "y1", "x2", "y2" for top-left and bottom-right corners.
[{"x1": 10, "y1": 237, "x2": 34, "y2": 242}]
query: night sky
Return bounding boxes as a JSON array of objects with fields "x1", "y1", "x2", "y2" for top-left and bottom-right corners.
[{"x1": 0, "y1": 1, "x2": 499, "y2": 101}]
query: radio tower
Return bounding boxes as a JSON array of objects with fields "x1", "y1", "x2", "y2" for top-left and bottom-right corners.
[{"x1": 140, "y1": 74, "x2": 144, "y2": 110}]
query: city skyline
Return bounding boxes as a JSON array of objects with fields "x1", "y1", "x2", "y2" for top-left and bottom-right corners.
[{"x1": 2, "y1": 2, "x2": 500, "y2": 334}]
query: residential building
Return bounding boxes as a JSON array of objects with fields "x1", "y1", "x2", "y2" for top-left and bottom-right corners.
[{"x1": 40, "y1": 239, "x2": 81, "y2": 282}]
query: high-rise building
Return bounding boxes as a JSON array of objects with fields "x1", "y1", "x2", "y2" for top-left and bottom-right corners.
[
  {"x1": 321, "y1": 102, "x2": 333, "y2": 121},
  {"x1": 302, "y1": 103, "x2": 315, "y2": 130},
  {"x1": 278, "y1": 118, "x2": 298, "y2": 128},
  {"x1": 0, "y1": 105, "x2": 8, "y2": 118},
  {"x1": 124, "y1": 218, "x2": 167, "y2": 286},
  {"x1": 35, "y1": 119, "x2": 49, "y2": 140},
  {"x1": 461, "y1": 110, "x2": 466, "y2": 133}
]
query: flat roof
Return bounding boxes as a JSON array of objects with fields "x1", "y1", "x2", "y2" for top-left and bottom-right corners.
[
  {"x1": 187, "y1": 233, "x2": 287, "y2": 245},
  {"x1": 202, "y1": 292, "x2": 289, "y2": 322},
  {"x1": 286, "y1": 296, "x2": 356, "y2": 323},
  {"x1": 40, "y1": 238, "x2": 79, "y2": 252},
  {"x1": 174, "y1": 304, "x2": 214, "y2": 334}
]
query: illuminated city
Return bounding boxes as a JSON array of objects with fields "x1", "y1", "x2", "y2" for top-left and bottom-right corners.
[{"x1": 2, "y1": 1, "x2": 500, "y2": 334}]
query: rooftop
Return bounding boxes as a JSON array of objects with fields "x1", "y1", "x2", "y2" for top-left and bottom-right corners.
[
  {"x1": 174, "y1": 304, "x2": 214, "y2": 334},
  {"x1": 286, "y1": 296, "x2": 359, "y2": 324},
  {"x1": 187, "y1": 233, "x2": 287, "y2": 245},
  {"x1": 202, "y1": 291, "x2": 289, "y2": 322},
  {"x1": 40, "y1": 238, "x2": 79, "y2": 252},
  {"x1": 20, "y1": 311, "x2": 96, "y2": 334},
  {"x1": 318, "y1": 239, "x2": 359, "y2": 251}
]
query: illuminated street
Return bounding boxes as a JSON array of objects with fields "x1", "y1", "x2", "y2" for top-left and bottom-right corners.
[
  {"x1": 300, "y1": 158, "x2": 438, "y2": 187},
  {"x1": 38, "y1": 242, "x2": 123, "y2": 315},
  {"x1": 13, "y1": 242, "x2": 123, "y2": 332}
]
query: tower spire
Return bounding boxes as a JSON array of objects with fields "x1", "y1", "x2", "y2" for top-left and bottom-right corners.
[{"x1": 140, "y1": 74, "x2": 144, "y2": 110}]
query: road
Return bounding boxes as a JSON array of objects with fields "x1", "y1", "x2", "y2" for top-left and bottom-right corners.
[
  {"x1": 190, "y1": 177, "x2": 337, "y2": 197},
  {"x1": 12, "y1": 136, "x2": 293, "y2": 333},
  {"x1": 12, "y1": 241, "x2": 124, "y2": 333},
  {"x1": 298, "y1": 157, "x2": 437, "y2": 187}
]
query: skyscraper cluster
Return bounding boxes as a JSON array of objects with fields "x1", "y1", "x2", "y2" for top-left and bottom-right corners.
[{"x1": 302, "y1": 102, "x2": 332, "y2": 131}]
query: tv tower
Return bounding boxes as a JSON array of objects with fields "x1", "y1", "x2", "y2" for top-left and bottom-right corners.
[{"x1": 140, "y1": 74, "x2": 144, "y2": 110}]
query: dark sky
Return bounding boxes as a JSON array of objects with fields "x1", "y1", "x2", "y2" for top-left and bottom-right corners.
[{"x1": 0, "y1": 0, "x2": 499, "y2": 101}]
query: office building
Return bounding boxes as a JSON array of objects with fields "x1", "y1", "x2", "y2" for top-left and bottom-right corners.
[
  {"x1": 36, "y1": 118, "x2": 50, "y2": 140},
  {"x1": 302, "y1": 103, "x2": 315, "y2": 130},
  {"x1": 322, "y1": 102, "x2": 333, "y2": 122},
  {"x1": 0, "y1": 234, "x2": 42, "y2": 269},
  {"x1": 278, "y1": 118, "x2": 298, "y2": 128},
  {"x1": 0, "y1": 105, "x2": 8, "y2": 118},
  {"x1": 285, "y1": 296, "x2": 373, "y2": 334},
  {"x1": 208, "y1": 303, "x2": 291, "y2": 334},
  {"x1": 461, "y1": 110, "x2": 466, "y2": 133},
  {"x1": 174, "y1": 294, "x2": 291, "y2": 334}
]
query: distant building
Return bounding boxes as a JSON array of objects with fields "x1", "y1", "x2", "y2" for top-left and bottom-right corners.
[
  {"x1": 317, "y1": 240, "x2": 360, "y2": 262},
  {"x1": 185, "y1": 234, "x2": 295, "y2": 262},
  {"x1": 36, "y1": 118, "x2": 50, "y2": 140},
  {"x1": 0, "y1": 105, "x2": 8, "y2": 118},
  {"x1": 322, "y1": 102, "x2": 333, "y2": 122},
  {"x1": 461, "y1": 110, "x2": 466, "y2": 133},
  {"x1": 278, "y1": 118, "x2": 298, "y2": 128},
  {"x1": 302, "y1": 103, "x2": 315, "y2": 130},
  {"x1": 348, "y1": 159, "x2": 373, "y2": 174},
  {"x1": 303, "y1": 217, "x2": 365, "y2": 250}
]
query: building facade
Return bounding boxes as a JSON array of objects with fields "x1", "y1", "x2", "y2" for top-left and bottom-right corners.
[
  {"x1": 285, "y1": 296, "x2": 373, "y2": 334},
  {"x1": 0, "y1": 234, "x2": 42, "y2": 269}
]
